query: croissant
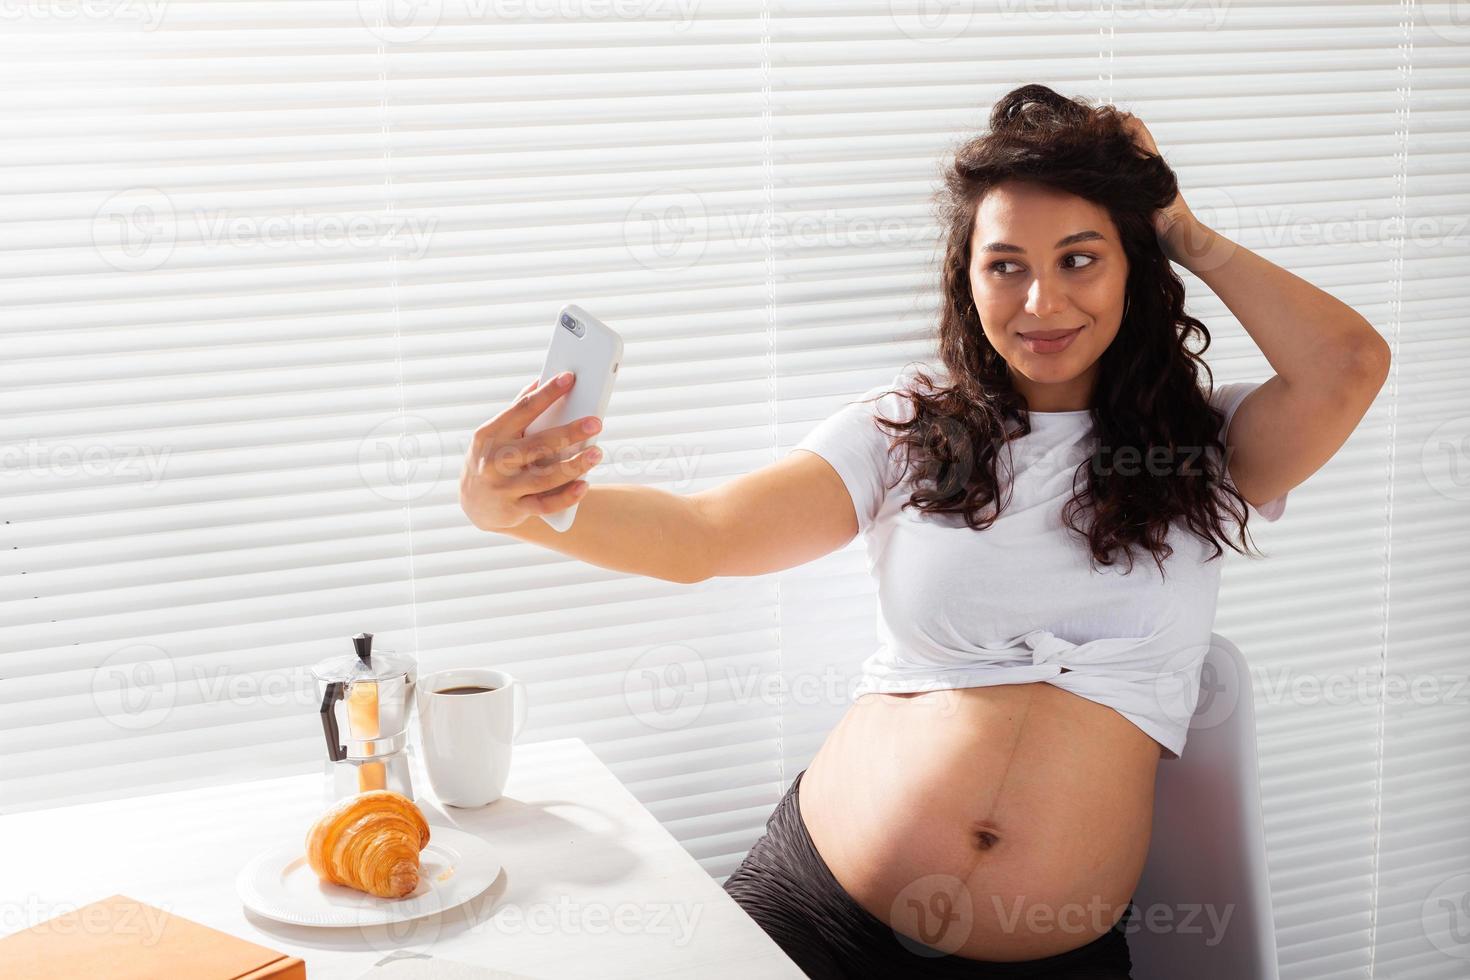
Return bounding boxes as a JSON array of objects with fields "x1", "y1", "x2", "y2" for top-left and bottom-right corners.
[{"x1": 306, "y1": 790, "x2": 431, "y2": 899}]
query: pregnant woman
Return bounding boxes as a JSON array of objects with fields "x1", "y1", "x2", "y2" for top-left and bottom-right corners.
[{"x1": 459, "y1": 85, "x2": 1390, "y2": 978}]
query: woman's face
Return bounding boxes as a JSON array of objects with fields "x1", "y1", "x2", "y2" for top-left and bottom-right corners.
[{"x1": 968, "y1": 181, "x2": 1130, "y2": 412}]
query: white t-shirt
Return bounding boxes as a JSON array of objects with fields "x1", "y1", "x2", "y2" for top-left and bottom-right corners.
[{"x1": 791, "y1": 366, "x2": 1286, "y2": 760}]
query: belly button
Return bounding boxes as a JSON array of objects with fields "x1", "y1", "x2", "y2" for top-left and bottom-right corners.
[{"x1": 974, "y1": 830, "x2": 999, "y2": 851}]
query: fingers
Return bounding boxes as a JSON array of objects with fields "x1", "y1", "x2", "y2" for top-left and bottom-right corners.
[
  {"x1": 512, "y1": 443, "x2": 602, "y2": 499},
  {"x1": 477, "y1": 415, "x2": 601, "y2": 477},
  {"x1": 470, "y1": 372, "x2": 573, "y2": 459},
  {"x1": 523, "y1": 476, "x2": 590, "y2": 516},
  {"x1": 507, "y1": 415, "x2": 601, "y2": 469},
  {"x1": 507, "y1": 372, "x2": 573, "y2": 434},
  {"x1": 1121, "y1": 114, "x2": 1157, "y2": 155}
]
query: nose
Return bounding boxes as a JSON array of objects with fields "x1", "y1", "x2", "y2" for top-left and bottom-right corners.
[{"x1": 1024, "y1": 270, "x2": 1068, "y2": 319}]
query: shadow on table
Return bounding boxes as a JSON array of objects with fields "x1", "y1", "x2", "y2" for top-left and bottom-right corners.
[{"x1": 422, "y1": 792, "x2": 648, "y2": 891}]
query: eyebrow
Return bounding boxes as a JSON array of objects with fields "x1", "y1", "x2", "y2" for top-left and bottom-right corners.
[{"x1": 979, "y1": 230, "x2": 1106, "y2": 254}]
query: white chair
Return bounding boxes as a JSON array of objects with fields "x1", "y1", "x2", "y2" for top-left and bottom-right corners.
[{"x1": 1130, "y1": 633, "x2": 1281, "y2": 980}]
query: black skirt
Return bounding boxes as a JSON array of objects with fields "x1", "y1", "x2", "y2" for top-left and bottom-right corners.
[{"x1": 723, "y1": 769, "x2": 1135, "y2": 980}]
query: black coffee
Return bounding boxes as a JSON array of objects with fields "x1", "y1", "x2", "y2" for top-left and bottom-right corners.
[{"x1": 436, "y1": 685, "x2": 498, "y2": 695}]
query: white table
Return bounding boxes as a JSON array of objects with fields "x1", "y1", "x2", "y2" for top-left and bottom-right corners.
[{"x1": 0, "y1": 737, "x2": 804, "y2": 979}]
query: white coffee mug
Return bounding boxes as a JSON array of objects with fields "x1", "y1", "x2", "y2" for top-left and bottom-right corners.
[{"x1": 415, "y1": 668, "x2": 528, "y2": 808}]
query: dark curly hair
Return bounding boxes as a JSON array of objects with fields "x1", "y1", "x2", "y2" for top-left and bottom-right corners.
[{"x1": 864, "y1": 83, "x2": 1261, "y2": 579}]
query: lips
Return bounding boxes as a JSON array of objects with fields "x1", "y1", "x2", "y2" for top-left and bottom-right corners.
[{"x1": 1019, "y1": 326, "x2": 1084, "y2": 341}]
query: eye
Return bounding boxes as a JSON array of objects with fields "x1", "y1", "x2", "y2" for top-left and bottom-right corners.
[{"x1": 987, "y1": 253, "x2": 1097, "y2": 276}]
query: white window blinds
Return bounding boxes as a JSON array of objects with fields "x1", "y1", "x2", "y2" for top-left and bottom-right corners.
[{"x1": 3, "y1": 5, "x2": 1465, "y2": 979}]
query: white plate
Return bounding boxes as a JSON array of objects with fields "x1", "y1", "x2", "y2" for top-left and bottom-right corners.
[{"x1": 236, "y1": 824, "x2": 503, "y2": 927}]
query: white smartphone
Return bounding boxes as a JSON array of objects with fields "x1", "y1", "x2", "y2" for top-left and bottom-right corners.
[{"x1": 522, "y1": 303, "x2": 624, "y2": 533}]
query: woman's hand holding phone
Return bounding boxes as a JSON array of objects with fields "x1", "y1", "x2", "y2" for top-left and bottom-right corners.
[{"x1": 459, "y1": 371, "x2": 604, "y2": 531}]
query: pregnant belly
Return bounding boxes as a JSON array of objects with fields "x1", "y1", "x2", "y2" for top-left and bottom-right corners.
[{"x1": 797, "y1": 680, "x2": 1163, "y2": 962}]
